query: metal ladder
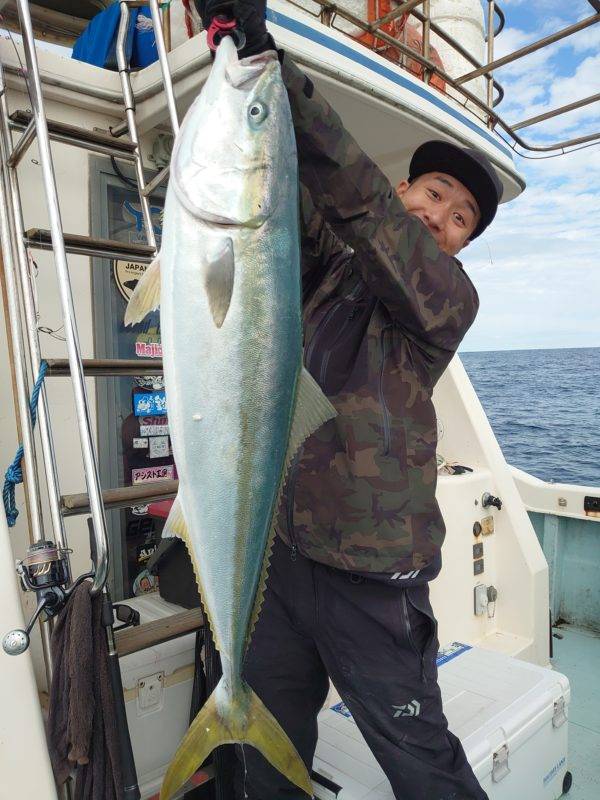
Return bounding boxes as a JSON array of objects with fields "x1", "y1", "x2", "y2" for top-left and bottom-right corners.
[{"x1": 0, "y1": 1, "x2": 184, "y2": 797}]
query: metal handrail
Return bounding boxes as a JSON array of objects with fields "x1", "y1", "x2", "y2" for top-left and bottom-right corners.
[
  {"x1": 13, "y1": 0, "x2": 110, "y2": 595},
  {"x1": 297, "y1": 0, "x2": 600, "y2": 153},
  {"x1": 456, "y1": 12, "x2": 600, "y2": 85},
  {"x1": 485, "y1": 0, "x2": 505, "y2": 42}
]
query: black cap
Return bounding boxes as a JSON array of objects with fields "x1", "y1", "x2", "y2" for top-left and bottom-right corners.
[{"x1": 409, "y1": 140, "x2": 503, "y2": 239}]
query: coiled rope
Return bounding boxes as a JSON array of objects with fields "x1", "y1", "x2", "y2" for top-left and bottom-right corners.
[{"x1": 3, "y1": 360, "x2": 48, "y2": 527}]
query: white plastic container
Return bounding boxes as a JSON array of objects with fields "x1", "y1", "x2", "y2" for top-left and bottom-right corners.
[
  {"x1": 119, "y1": 594, "x2": 198, "y2": 799},
  {"x1": 313, "y1": 643, "x2": 571, "y2": 800}
]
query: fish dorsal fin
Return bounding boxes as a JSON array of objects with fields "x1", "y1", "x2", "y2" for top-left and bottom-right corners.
[
  {"x1": 124, "y1": 255, "x2": 161, "y2": 326},
  {"x1": 203, "y1": 237, "x2": 234, "y2": 328},
  {"x1": 246, "y1": 366, "x2": 337, "y2": 645}
]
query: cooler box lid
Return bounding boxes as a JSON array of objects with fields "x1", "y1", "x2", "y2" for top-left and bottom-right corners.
[
  {"x1": 118, "y1": 593, "x2": 197, "y2": 691},
  {"x1": 314, "y1": 643, "x2": 570, "y2": 799}
]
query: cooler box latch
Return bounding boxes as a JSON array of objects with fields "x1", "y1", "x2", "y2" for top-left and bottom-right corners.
[
  {"x1": 492, "y1": 743, "x2": 510, "y2": 782},
  {"x1": 553, "y1": 695, "x2": 567, "y2": 728}
]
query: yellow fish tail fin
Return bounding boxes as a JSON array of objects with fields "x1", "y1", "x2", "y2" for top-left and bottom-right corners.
[
  {"x1": 160, "y1": 679, "x2": 313, "y2": 800},
  {"x1": 243, "y1": 683, "x2": 314, "y2": 797}
]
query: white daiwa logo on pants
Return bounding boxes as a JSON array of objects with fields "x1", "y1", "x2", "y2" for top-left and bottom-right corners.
[{"x1": 392, "y1": 699, "x2": 421, "y2": 717}]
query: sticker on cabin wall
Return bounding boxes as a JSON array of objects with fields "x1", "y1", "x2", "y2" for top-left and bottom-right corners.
[
  {"x1": 133, "y1": 437, "x2": 148, "y2": 449},
  {"x1": 113, "y1": 259, "x2": 148, "y2": 302},
  {"x1": 135, "y1": 325, "x2": 162, "y2": 358},
  {"x1": 132, "y1": 568, "x2": 158, "y2": 596},
  {"x1": 132, "y1": 464, "x2": 175, "y2": 484},
  {"x1": 135, "y1": 339, "x2": 163, "y2": 358},
  {"x1": 139, "y1": 417, "x2": 169, "y2": 437},
  {"x1": 149, "y1": 436, "x2": 169, "y2": 459},
  {"x1": 133, "y1": 391, "x2": 167, "y2": 416}
]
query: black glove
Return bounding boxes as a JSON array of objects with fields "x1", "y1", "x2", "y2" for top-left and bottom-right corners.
[{"x1": 194, "y1": 0, "x2": 275, "y2": 58}]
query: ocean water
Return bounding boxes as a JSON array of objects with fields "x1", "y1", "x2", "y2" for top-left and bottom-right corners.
[{"x1": 460, "y1": 347, "x2": 600, "y2": 487}]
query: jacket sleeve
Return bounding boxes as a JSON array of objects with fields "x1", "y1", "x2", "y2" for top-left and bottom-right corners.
[
  {"x1": 299, "y1": 184, "x2": 353, "y2": 302},
  {"x1": 281, "y1": 54, "x2": 479, "y2": 358}
]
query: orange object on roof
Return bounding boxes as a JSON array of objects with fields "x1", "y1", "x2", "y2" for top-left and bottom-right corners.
[{"x1": 354, "y1": 1, "x2": 446, "y2": 93}]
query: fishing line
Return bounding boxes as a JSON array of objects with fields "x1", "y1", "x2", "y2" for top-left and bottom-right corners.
[
  {"x1": 241, "y1": 743, "x2": 249, "y2": 799},
  {"x1": 26, "y1": 237, "x2": 66, "y2": 341}
]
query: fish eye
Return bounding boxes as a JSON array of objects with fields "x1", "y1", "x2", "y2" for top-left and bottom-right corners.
[{"x1": 248, "y1": 102, "x2": 268, "y2": 125}]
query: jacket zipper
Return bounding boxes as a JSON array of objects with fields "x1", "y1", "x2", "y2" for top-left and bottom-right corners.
[
  {"x1": 286, "y1": 452, "x2": 302, "y2": 561},
  {"x1": 401, "y1": 591, "x2": 428, "y2": 683},
  {"x1": 308, "y1": 280, "x2": 366, "y2": 383},
  {"x1": 304, "y1": 299, "x2": 343, "y2": 368},
  {"x1": 379, "y1": 325, "x2": 393, "y2": 455}
]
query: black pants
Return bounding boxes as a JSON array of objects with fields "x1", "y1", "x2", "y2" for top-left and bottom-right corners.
[{"x1": 235, "y1": 536, "x2": 488, "y2": 800}]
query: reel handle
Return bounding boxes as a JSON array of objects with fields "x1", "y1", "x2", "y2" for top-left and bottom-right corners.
[{"x1": 2, "y1": 592, "x2": 54, "y2": 655}]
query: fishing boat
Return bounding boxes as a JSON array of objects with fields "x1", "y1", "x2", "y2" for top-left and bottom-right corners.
[{"x1": 0, "y1": 1, "x2": 598, "y2": 798}]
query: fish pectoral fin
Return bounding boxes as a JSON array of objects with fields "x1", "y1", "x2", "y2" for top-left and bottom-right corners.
[
  {"x1": 284, "y1": 366, "x2": 337, "y2": 474},
  {"x1": 159, "y1": 678, "x2": 314, "y2": 800},
  {"x1": 124, "y1": 254, "x2": 161, "y2": 326},
  {"x1": 162, "y1": 494, "x2": 189, "y2": 540},
  {"x1": 203, "y1": 237, "x2": 234, "y2": 329}
]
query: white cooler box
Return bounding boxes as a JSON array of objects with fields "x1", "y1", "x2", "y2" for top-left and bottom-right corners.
[
  {"x1": 119, "y1": 593, "x2": 198, "y2": 799},
  {"x1": 313, "y1": 643, "x2": 571, "y2": 800},
  {"x1": 118, "y1": 597, "x2": 570, "y2": 800}
]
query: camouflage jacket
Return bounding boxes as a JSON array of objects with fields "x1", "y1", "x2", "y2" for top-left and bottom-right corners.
[{"x1": 275, "y1": 56, "x2": 480, "y2": 576}]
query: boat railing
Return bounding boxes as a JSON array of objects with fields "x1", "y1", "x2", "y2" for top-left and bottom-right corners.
[
  {"x1": 2, "y1": 2, "x2": 599, "y2": 153},
  {"x1": 285, "y1": 0, "x2": 600, "y2": 154}
]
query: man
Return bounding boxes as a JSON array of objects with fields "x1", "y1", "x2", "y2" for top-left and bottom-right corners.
[{"x1": 196, "y1": 2, "x2": 503, "y2": 798}]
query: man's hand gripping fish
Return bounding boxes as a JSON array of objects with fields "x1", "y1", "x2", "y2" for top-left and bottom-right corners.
[{"x1": 125, "y1": 35, "x2": 335, "y2": 799}]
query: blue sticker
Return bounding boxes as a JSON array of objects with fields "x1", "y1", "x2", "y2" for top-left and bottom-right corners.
[
  {"x1": 134, "y1": 391, "x2": 167, "y2": 416},
  {"x1": 436, "y1": 642, "x2": 473, "y2": 667},
  {"x1": 331, "y1": 702, "x2": 353, "y2": 720}
]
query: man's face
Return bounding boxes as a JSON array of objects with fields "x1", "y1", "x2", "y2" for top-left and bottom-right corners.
[{"x1": 396, "y1": 172, "x2": 480, "y2": 257}]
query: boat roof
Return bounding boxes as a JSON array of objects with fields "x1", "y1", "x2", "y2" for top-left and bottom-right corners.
[{"x1": 0, "y1": 2, "x2": 525, "y2": 205}]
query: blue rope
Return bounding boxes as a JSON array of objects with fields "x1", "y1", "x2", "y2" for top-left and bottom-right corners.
[{"x1": 3, "y1": 360, "x2": 48, "y2": 527}]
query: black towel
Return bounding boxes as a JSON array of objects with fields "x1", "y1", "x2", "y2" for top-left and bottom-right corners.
[{"x1": 47, "y1": 580, "x2": 124, "y2": 799}]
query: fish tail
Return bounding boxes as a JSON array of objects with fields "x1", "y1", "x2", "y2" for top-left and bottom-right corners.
[{"x1": 159, "y1": 678, "x2": 313, "y2": 799}]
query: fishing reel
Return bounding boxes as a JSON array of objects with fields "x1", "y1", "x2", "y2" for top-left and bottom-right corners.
[{"x1": 2, "y1": 539, "x2": 92, "y2": 656}]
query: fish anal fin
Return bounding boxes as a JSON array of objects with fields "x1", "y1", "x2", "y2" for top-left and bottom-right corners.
[
  {"x1": 124, "y1": 254, "x2": 161, "y2": 326},
  {"x1": 203, "y1": 237, "x2": 234, "y2": 328},
  {"x1": 162, "y1": 493, "x2": 188, "y2": 540},
  {"x1": 163, "y1": 494, "x2": 223, "y2": 653}
]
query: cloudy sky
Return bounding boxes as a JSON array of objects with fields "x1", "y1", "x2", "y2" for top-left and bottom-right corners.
[{"x1": 460, "y1": 0, "x2": 600, "y2": 352}]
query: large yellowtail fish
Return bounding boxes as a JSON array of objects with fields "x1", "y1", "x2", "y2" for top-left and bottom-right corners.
[{"x1": 125, "y1": 35, "x2": 335, "y2": 799}]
